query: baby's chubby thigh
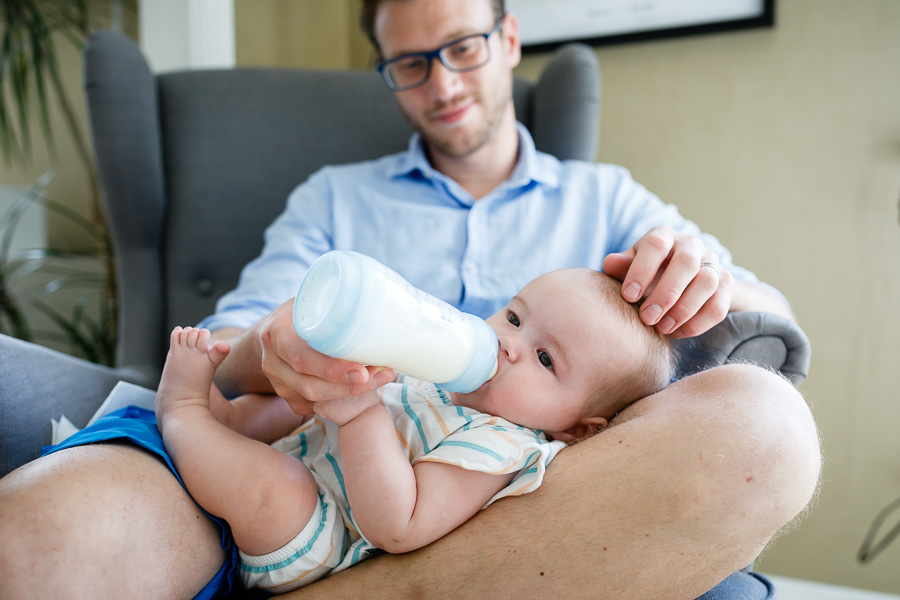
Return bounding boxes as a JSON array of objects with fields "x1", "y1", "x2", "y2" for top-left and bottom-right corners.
[{"x1": 239, "y1": 480, "x2": 347, "y2": 594}]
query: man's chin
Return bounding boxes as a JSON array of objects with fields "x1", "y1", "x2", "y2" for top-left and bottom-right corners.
[{"x1": 423, "y1": 130, "x2": 490, "y2": 159}]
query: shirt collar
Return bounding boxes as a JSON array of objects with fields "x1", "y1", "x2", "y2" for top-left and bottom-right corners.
[{"x1": 385, "y1": 122, "x2": 560, "y2": 191}]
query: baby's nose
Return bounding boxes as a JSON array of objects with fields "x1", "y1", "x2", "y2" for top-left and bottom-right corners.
[{"x1": 499, "y1": 333, "x2": 520, "y2": 362}]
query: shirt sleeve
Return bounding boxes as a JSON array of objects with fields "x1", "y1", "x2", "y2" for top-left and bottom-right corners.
[
  {"x1": 198, "y1": 169, "x2": 336, "y2": 331},
  {"x1": 415, "y1": 416, "x2": 566, "y2": 507}
]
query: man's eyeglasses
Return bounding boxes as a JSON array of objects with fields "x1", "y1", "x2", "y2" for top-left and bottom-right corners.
[{"x1": 377, "y1": 17, "x2": 504, "y2": 92}]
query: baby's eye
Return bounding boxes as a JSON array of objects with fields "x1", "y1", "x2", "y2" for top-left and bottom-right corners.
[
  {"x1": 507, "y1": 311, "x2": 520, "y2": 327},
  {"x1": 537, "y1": 350, "x2": 553, "y2": 370}
]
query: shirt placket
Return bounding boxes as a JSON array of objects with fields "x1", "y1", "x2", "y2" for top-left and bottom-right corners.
[{"x1": 458, "y1": 196, "x2": 493, "y2": 317}]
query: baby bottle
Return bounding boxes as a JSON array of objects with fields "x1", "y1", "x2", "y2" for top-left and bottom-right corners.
[{"x1": 293, "y1": 251, "x2": 498, "y2": 393}]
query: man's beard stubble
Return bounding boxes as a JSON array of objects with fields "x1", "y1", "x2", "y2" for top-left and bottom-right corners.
[{"x1": 400, "y1": 71, "x2": 514, "y2": 160}]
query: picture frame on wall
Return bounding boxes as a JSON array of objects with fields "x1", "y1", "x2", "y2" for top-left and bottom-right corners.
[{"x1": 509, "y1": 0, "x2": 775, "y2": 51}]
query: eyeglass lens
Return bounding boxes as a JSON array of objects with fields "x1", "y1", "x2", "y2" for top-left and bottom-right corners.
[{"x1": 384, "y1": 33, "x2": 491, "y2": 90}]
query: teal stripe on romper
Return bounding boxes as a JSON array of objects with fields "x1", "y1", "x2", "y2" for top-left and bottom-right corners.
[
  {"x1": 299, "y1": 433, "x2": 308, "y2": 461},
  {"x1": 519, "y1": 451, "x2": 542, "y2": 476},
  {"x1": 438, "y1": 440, "x2": 505, "y2": 462},
  {"x1": 436, "y1": 387, "x2": 451, "y2": 405},
  {"x1": 349, "y1": 541, "x2": 366, "y2": 566},
  {"x1": 401, "y1": 385, "x2": 431, "y2": 453},
  {"x1": 325, "y1": 450, "x2": 348, "y2": 504},
  {"x1": 241, "y1": 493, "x2": 329, "y2": 573}
]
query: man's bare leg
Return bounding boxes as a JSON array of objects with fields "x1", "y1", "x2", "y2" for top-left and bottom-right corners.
[
  {"x1": 283, "y1": 364, "x2": 821, "y2": 600},
  {"x1": 0, "y1": 443, "x2": 224, "y2": 600}
]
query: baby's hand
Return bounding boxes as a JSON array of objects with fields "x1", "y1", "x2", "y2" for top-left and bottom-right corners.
[{"x1": 314, "y1": 390, "x2": 381, "y2": 426}]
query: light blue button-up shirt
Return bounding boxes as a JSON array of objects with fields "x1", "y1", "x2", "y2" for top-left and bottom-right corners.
[{"x1": 200, "y1": 124, "x2": 772, "y2": 331}]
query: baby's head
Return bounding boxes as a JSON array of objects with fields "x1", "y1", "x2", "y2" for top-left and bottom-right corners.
[{"x1": 453, "y1": 268, "x2": 675, "y2": 443}]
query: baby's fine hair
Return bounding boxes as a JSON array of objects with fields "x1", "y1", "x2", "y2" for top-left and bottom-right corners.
[{"x1": 587, "y1": 272, "x2": 677, "y2": 418}]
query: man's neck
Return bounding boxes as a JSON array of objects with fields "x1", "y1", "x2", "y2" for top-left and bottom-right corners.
[{"x1": 426, "y1": 109, "x2": 519, "y2": 200}]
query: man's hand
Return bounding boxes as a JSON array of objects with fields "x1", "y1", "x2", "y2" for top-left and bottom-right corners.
[
  {"x1": 602, "y1": 226, "x2": 734, "y2": 338},
  {"x1": 250, "y1": 298, "x2": 394, "y2": 413}
]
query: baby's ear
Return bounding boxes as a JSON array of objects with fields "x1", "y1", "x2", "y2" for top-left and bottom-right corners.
[{"x1": 547, "y1": 416, "x2": 608, "y2": 444}]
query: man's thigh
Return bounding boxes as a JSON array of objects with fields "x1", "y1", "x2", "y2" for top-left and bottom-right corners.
[{"x1": 0, "y1": 442, "x2": 225, "y2": 600}]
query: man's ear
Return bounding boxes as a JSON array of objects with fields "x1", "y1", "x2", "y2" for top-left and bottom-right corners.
[
  {"x1": 501, "y1": 12, "x2": 522, "y2": 68},
  {"x1": 546, "y1": 416, "x2": 608, "y2": 444}
]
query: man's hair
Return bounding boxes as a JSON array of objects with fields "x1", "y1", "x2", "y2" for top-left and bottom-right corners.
[
  {"x1": 587, "y1": 272, "x2": 677, "y2": 419},
  {"x1": 360, "y1": 0, "x2": 506, "y2": 58}
]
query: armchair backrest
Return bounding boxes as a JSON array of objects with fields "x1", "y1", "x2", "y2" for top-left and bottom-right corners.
[{"x1": 84, "y1": 31, "x2": 602, "y2": 379}]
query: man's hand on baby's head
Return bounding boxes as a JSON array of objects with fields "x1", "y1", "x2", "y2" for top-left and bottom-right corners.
[{"x1": 602, "y1": 226, "x2": 733, "y2": 338}]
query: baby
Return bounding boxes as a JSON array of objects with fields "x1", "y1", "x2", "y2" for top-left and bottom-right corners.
[{"x1": 155, "y1": 267, "x2": 675, "y2": 593}]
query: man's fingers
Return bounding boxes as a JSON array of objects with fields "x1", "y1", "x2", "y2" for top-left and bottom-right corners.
[
  {"x1": 601, "y1": 250, "x2": 634, "y2": 278},
  {"x1": 638, "y1": 237, "x2": 708, "y2": 326},
  {"x1": 667, "y1": 268, "x2": 734, "y2": 338},
  {"x1": 621, "y1": 228, "x2": 675, "y2": 303},
  {"x1": 652, "y1": 263, "x2": 721, "y2": 334},
  {"x1": 368, "y1": 366, "x2": 395, "y2": 388},
  {"x1": 273, "y1": 337, "x2": 368, "y2": 386},
  {"x1": 267, "y1": 362, "x2": 393, "y2": 404}
]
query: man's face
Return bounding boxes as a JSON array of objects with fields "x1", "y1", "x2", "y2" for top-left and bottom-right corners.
[{"x1": 374, "y1": 0, "x2": 521, "y2": 159}]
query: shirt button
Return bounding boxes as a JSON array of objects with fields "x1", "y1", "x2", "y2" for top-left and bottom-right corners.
[
  {"x1": 195, "y1": 277, "x2": 215, "y2": 297},
  {"x1": 464, "y1": 262, "x2": 479, "y2": 276}
]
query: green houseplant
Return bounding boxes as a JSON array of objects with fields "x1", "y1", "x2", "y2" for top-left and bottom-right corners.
[{"x1": 0, "y1": 0, "x2": 120, "y2": 364}]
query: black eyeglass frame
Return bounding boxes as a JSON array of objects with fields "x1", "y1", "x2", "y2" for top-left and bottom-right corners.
[{"x1": 377, "y1": 16, "x2": 505, "y2": 92}]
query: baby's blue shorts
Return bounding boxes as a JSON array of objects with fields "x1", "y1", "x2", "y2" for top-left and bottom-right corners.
[{"x1": 41, "y1": 406, "x2": 240, "y2": 600}]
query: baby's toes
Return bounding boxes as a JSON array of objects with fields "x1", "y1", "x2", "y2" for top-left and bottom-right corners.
[
  {"x1": 184, "y1": 327, "x2": 202, "y2": 349},
  {"x1": 195, "y1": 328, "x2": 212, "y2": 353}
]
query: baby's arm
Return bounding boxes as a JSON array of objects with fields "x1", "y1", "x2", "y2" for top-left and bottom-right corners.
[{"x1": 334, "y1": 405, "x2": 515, "y2": 553}]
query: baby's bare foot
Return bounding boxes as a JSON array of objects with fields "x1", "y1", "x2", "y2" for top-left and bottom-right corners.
[{"x1": 156, "y1": 326, "x2": 231, "y2": 422}]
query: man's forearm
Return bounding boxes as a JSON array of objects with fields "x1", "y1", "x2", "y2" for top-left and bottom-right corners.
[{"x1": 730, "y1": 279, "x2": 794, "y2": 320}]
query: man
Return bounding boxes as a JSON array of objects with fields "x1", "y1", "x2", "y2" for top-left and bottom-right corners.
[{"x1": 0, "y1": 0, "x2": 820, "y2": 598}]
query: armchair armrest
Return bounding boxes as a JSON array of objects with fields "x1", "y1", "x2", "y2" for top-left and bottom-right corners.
[
  {"x1": 673, "y1": 311, "x2": 811, "y2": 386},
  {"x1": 0, "y1": 335, "x2": 155, "y2": 477}
]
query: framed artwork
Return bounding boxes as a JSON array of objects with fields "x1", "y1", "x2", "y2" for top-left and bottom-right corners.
[{"x1": 509, "y1": 0, "x2": 775, "y2": 51}]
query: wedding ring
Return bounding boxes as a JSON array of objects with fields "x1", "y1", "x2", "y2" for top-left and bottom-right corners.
[{"x1": 700, "y1": 262, "x2": 720, "y2": 277}]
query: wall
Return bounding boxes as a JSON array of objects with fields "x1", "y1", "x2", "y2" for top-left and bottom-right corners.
[{"x1": 234, "y1": 0, "x2": 372, "y2": 69}]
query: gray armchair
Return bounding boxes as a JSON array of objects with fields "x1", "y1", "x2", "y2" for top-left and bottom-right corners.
[{"x1": 0, "y1": 30, "x2": 809, "y2": 600}]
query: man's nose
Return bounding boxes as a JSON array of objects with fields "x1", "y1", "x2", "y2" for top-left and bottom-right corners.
[{"x1": 426, "y1": 59, "x2": 463, "y2": 99}]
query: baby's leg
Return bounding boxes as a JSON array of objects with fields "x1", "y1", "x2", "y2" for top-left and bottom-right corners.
[{"x1": 156, "y1": 327, "x2": 320, "y2": 556}]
